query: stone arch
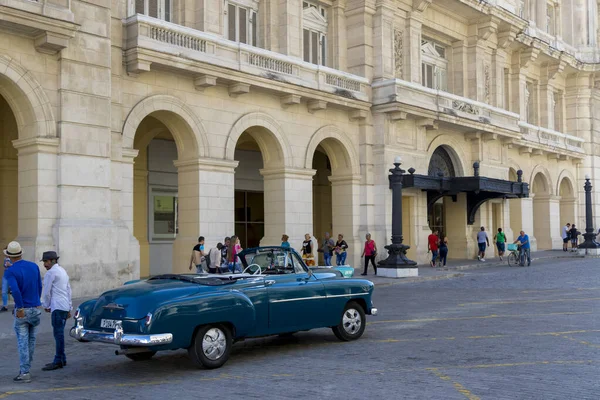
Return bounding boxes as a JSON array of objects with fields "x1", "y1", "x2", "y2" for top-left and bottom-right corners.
[
  {"x1": 122, "y1": 95, "x2": 209, "y2": 160},
  {"x1": 426, "y1": 136, "x2": 467, "y2": 177},
  {"x1": 556, "y1": 169, "x2": 577, "y2": 198},
  {"x1": 304, "y1": 125, "x2": 360, "y2": 176},
  {"x1": 0, "y1": 55, "x2": 56, "y2": 139},
  {"x1": 225, "y1": 112, "x2": 292, "y2": 168},
  {"x1": 530, "y1": 165, "x2": 553, "y2": 195}
]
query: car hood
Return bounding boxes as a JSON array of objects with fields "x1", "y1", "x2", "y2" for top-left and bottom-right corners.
[{"x1": 89, "y1": 279, "x2": 208, "y2": 320}]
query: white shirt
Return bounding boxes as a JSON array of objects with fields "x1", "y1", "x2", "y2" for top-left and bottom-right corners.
[
  {"x1": 561, "y1": 226, "x2": 569, "y2": 239},
  {"x1": 209, "y1": 247, "x2": 221, "y2": 268},
  {"x1": 42, "y1": 264, "x2": 72, "y2": 312}
]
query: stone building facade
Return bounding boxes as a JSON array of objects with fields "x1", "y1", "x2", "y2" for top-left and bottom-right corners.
[{"x1": 0, "y1": 0, "x2": 598, "y2": 295}]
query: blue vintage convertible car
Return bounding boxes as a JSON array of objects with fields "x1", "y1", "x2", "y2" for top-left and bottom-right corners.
[{"x1": 70, "y1": 246, "x2": 378, "y2": 369}]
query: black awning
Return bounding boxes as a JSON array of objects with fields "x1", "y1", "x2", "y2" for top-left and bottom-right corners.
[{"x1": 400, "y1": 172, "x2": 529, "y2": 225}]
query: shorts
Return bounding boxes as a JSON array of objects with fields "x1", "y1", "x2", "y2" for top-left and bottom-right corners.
[
  {"x1": 478, "y1": 242, "x2": 487, "y2": 252},
  {"x1": 563, "y1": 238, "x2": 569, "y2": 244},
  {"x1": 496, "y1": 242, "x2": 505, "y2": 252},
  {"x1": 571, "y1": 238, "x2": 578, "y2": 245}
]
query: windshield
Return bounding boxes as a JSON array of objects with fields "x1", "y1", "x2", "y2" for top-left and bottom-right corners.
[
  {"x1": 242, "y1": 248, "x2": 308, "y2": 274},
  {"x1": 148, "y1": 274, "x2": 238, "y2": 286}
]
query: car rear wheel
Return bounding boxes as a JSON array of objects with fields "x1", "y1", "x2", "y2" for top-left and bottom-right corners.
[
  {"x1": 188, "y1": 324, "x2": 232, "y2": 369},
  {"x1": 332, "y1": 301, "x2": 366, "y2": 341},
  {"x1": 125, "y1": 351, "x2": 156, "y2": 361}
]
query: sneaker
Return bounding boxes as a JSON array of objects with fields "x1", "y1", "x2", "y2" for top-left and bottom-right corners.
[
  {"x1": 42, "y1": 363, "x2": 63, "y2": 371},
  {"x1": 499, "y1": 256, "x2": 503, "y2": 261},
  {"x1": 360, "y1": 273, "x2": 367, "y2": 276},
  {"x1": 13, "y1": 373, "x2": 31, "y2": 383},
  {"x1": 481, "y1": 258, "x2": 486, "y2": 262},
  {"x1": 477, "y1": 255, "x2": 481, "y2": 261},
  {"x1": 0, "y1": 306, "x2": 8, "y2": 312}
]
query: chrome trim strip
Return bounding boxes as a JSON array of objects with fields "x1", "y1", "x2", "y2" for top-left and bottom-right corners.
[
  {"x1": 270, "y1": 293, "x2": 367, "y2": 304},
  {"x1": 69, "y1": 319, "x2": 172, "y2": 346}
]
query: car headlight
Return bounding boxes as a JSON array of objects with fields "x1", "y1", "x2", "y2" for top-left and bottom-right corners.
[{"x1": 145, "y1": 313, "x2": 153, "y2": 326}]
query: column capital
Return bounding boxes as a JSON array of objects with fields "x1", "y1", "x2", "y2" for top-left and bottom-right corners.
[
  {"x1": 174, "y1": 158, "x2": 239, "y2": 173},
  {"x1": 259, "y1": 167, "x2": 317, "y2": 180},
  {"x1": 328, "y1": 174, "x2": 362, "y2": 185},
  {"x1": 121, "y1": 148, "x2": 140, "y2": 164},
  {"x1": 12, "y1": 137, "x2": 59, "y2": 155}
]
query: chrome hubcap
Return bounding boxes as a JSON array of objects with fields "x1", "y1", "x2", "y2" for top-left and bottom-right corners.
[
  {"x1": 342, "y1": 308, "x2": 362, "y2": 335},
  {"x1": 202, "y1": 328, "x2": 227, "y2": 361}
]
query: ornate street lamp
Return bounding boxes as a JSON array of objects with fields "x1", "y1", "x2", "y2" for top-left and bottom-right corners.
[
  {"x1": 578, "y1": 174, "x2": 600, "y2": 254},
  {"x1": 378, "y1": 156, "x2": 418, "y2": 278}
]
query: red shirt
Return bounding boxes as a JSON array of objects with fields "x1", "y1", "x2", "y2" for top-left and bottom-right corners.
[
  {"x1": 364, "y1": 240, "x2": 376, "y2": 256},
  {"x1": 428, "y1": 234, "x2": 439, "y2": 251}
]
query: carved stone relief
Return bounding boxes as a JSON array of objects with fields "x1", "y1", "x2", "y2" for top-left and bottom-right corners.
[
  {"x1": 394, "y1": 29, "x2": 403, "y2": 79},
  {"x1": 452, "y1": 100, "x2": 480, "y2": 115},
  {"x1": 484, "y1": 63, "x2": 490, "y2": 104}
]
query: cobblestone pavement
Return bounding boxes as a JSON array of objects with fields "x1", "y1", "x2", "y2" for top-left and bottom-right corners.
[{"x1": 0, "y1": 257, "x2": 598, "y2": 399}]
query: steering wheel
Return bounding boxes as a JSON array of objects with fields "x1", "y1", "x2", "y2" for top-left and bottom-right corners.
[{"x1": 242, "y1": 264, "x2": 262, "y2": 275}]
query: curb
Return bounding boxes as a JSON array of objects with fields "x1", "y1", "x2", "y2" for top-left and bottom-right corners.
[{"x1": 369, "y1": 273, "x2": 465, "y2": 287}]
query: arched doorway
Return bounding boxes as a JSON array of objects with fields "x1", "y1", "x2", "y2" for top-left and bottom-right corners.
[
  {"x1": 427, "y1": 146, "x2": 457, "y2": 239},
  {"x1": 232, "y1": 126, "x2": 287, "y2": 249},
  {"x1": 531, "y1": 171, "x2": 559, "y2": 249},
  {"x1": 558, "y1": 176, "x2": 576, "y2": 230},
  {"x1": 312, "y1": 147, "x2": 332, "y2": 264},
  {"x1": 0, "y1": 93, "x2": 18, "y2": 252}
]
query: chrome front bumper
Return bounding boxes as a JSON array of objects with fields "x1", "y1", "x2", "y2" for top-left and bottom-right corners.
[{"x1": 70, "y1": 319, "x2": 173, "y2": 346}]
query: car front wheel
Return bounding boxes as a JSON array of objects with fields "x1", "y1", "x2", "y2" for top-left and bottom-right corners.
[
  {"x1": 188, "y1": 324, "x2": 232, "y2": 369},
  {"x1": 332, "y1": 301, "x2": 366, "y2": 341}
]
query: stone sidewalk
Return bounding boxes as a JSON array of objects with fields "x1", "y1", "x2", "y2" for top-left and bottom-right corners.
[{"x1": 356, "y1": 249, "x2": 580, "y2": 286}]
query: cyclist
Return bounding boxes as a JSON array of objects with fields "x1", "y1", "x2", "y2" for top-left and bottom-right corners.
[{"x1": 513, "y1": 230, "x2": 531, "y2": 267}]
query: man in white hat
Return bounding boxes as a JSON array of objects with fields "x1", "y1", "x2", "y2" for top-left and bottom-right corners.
[{"x1": 3, "y1": 241, "x2": 43, "y2": 383}]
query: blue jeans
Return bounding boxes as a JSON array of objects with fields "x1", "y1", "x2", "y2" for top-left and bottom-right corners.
[
  {"x1": 14, "y1": 308, "x2": 41, "y2": 374},
  {"x1": 2, "y1": 276, "x2": 8, "y2": 307},
  {"x1": 519, "y1": 248, "x2": 531, "y2": 266},
  {"x1": 51, "y1": 310, "x2": 69, "y2": 365},
  {"x1": 324, "y1": 253, "x2": 332, "y2": 266},
  {"x1": 336, "y1": 252, "x2": 347, "y2": 266},
  {"x1": 431, "y1": 250, "x2": 439, "y2": 263}
]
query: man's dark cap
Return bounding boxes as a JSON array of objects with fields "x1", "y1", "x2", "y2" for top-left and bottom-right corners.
[{"x1": 41, "y1": 251, "x2": 59, "y2": 261}]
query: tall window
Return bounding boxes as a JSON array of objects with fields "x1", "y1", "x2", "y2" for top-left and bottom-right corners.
[
  {"x1": 150, "y1": 189, "x2": 178, "y2": 241},
  {"x1": 225, "y1": 1, "x2": 257, "y2": 46},
  {"x1": 303, "y1": 1, "x2": 327, "y2": 66},
  {"x1": 235, "y1": 191, "x2": 264, "y2": 249},
  {"x1": 135, "y1": 0, "x2": 172, "y2": 21},
  {"x1": 421, "y1": 38, "x2": 448, "y2": 91}
]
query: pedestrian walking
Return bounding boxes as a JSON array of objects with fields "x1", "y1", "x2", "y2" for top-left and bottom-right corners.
[
  {"x1": 439, "y1": 234, "x2": 449, "y2": 267},
  {"x1": 477, "y1": 226, "x2": 490, "y2": 261},
  {"x1": 428, "y1": 229, "x2": 439, "y2": 267},
  {"x1": 227, "y1": 235, "x2": 243, "y2": 273},
  {"x1": 207, "y1": 244, "x2": 223, "y2": 274},
  {"x1": 494, "y1": 228, "x2": 506, "y2": 261},
  {"x1": 318, "y1": 233, "x2": 335, "y2": 266},
  {"x1": 189, "y1": 236, "x2": 207, "y2": 273},
  {"x1": 1, "y1": 250, "x2": 11, "y2": 312},
  {"x1": 3, "y1": 241, "x2": 42, "y2": 383},
  {"x1": 302, "y1": 234, "x2": 315, "y2": 266},
  {"x1": 360, "y1": 233, "x2": 377, "y2": 275},
  {"x1": 514, "y1": 230, "x2": 531, "y2": 266},
  {"x1": 562, "y1": 223, "x2": 571, "y2": 252},
  {"x1": 281, "y1": 234, "x2": 291, "y2": 248},
  {"x1": 569, "y1": 224, "x2": 580, "y2": 252},
  {"x1": 335, "y1": 234, "x2": 348, "y2": 266},
  {"x1": 40, "y1": 251, "x2": 72, "y2": 371}
]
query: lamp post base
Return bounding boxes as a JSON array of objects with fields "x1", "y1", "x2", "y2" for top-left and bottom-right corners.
[
  {"x1": 377, "y1": 243, "x2": 418, "y2": 278},
  {"x1": 578, "y1": 234, "x2": 600, "y2": 256}
]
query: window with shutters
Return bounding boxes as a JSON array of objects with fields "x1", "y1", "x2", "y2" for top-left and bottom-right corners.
[
  {"x1": 421, "y1": 38, "x2": 448, "y2": 91},
  {"x1": 225, "y1": 1, "x2": 258, "y2": 46},
  {"x1": 132, "y1": 0, "x2": 172, "y2": 22},
  {"x1": 302, "y1": 1, "x2": 328, "y2": 66}
]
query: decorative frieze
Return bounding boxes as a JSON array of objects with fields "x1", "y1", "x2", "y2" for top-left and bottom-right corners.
[
  {"x1": 394, "y1": 29, "x2": 403, "y2": 79},
  {"x1": 484, "y1": 63, "x2": 490, "y2": 104},
  {"x1": 452, "y1": 100, "x2": 480, "y2": 115}
]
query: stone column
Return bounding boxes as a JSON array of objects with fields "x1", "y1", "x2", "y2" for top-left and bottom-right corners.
[
  {"x1": 172, "y1": 158, "x2": 238, "y2": 274},
  {"x1": 372, "y1": 0, "x2": 395, "y2": 81},
  {"x1": 533, "y1": 195, "x2": 562, "y2": 249},
  {"x1": 444, "y1": 193, "x2": 475, "y2": 259},
  {"x1": 278, "y1": 0, "x2": 302, "y2": 58},
  {"x1": 329, "y1": 0, "x2": 347, "y2": 71},
  {"x1": 539, "y1": 82, "x2": 554, "y2": 129},
  {"x1": 573, "y1": 0, "x2": 589, "y2": 46},
  {"x1": 452, "y1": 40, "x2": 468, "y2": 97},
  {"x1": 465, "y1": 35, "x2": 486, "y2": 102},
  {"x1": 345, "y1": 2, "x2": 375, "y2": 79},
  {"x1": 329, "y1": 175, "x2": 361, "y2": 267},
  {"x1": 121, "y1": 148, "x2": 142, "y2": 278},
  {"x1": 491, "y1": 49, "x2": 508, "y2": 108},
  {"x1": 509, "y1": 197, "x2": 535, "y2": 249},
  {"x1": 260, "y1": 168, "x2": 316, "y2": 251},
  {"x1": 536, "y1": 0, "x2": 548, "y2": 33},
  {"x1": 193, "y1": 0, "x2": 223, "y2": 35},
  {"x1": 405, "y1": 13, "x2": 423, "y2": 84},
  {"x1": 12, "y1": 138, "x2": 59, "y2": 262}
]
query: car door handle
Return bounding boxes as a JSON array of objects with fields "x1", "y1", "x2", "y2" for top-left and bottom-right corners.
[{"x1": 265, "y1": 280, "x2": 276, "y2": 286}]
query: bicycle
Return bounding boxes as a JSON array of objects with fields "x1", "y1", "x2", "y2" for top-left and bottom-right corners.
[{"x1": 507, "y1": 244, "x2": 527, "y2": 267}]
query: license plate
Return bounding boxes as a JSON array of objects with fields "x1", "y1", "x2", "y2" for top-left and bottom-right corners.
[{"x1": 100, "y1": 319, "x2": 121, "y2": 329}]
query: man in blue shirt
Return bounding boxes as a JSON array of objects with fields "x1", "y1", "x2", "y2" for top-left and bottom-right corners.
[
  {"x1": 3, "y1": 241, "x2": 42, "y2": 383},
  {"x1": 514, "y1": 230, "x2": 531, "y2": 267}
]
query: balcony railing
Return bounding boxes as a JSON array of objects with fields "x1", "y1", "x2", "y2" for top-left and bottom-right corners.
[
  {"x1": 372, "y1": 79, "x2": 522, "y2": 134},
  {"x1": 123, "y1": 14, "x2": 369, "y2": 102},
  {"x1": 519, "y1": 122, "x2": 585, "y2": 154}
]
